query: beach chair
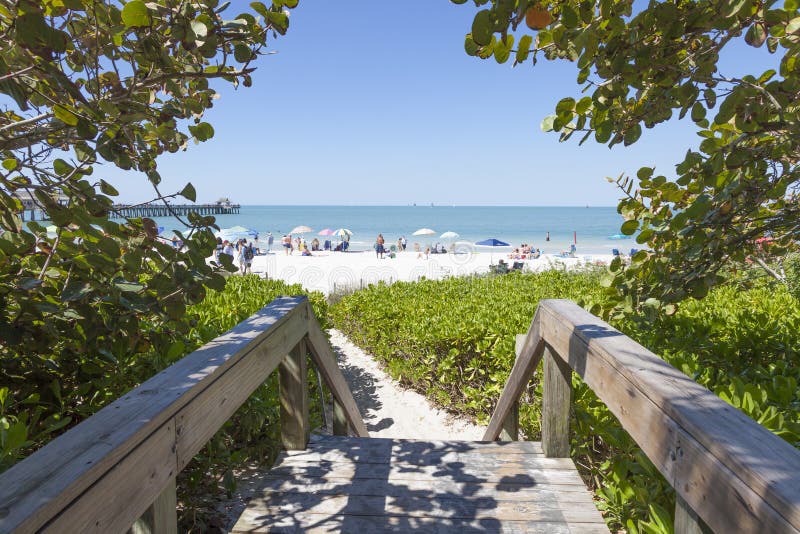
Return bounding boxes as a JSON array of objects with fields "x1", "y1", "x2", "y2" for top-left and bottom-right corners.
[
  {"x1": 324, "y1": 240, "x2": 331, "y2": 251},
  {"x1": 512, "y1": 261, "x2": 524, "y2": 272}
]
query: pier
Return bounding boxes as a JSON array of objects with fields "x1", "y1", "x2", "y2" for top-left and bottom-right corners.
[{"x1": 112, "y1": 201, "x2": 240, "y2": 218}]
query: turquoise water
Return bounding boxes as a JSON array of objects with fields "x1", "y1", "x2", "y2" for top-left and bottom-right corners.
[{"x1": 143, "y1": 205, "x2": 632, "y2": 255}]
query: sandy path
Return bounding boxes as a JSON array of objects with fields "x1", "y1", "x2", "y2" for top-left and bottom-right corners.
[{"x1": 327, "y1": 329, "x2": 484, "y2": 440}]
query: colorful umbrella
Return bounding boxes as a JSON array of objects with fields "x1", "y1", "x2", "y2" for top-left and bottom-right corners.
[
  {"x1": 290, "y1": 225, "x2": 313, "y2": 234},
  {"x1": 413, "y1": 228, "x2": 436, "y2": 236},
  {"x1": 318, "y1": 228, "x2": 335, "y2": 236}
]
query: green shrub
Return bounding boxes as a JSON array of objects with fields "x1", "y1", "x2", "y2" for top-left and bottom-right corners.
[{"x1": 330, "y1": 273, "x2": 800, "y2": 533}]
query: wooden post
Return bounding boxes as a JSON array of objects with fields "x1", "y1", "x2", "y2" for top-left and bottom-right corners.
[
  {"x1": 280, "y1": 339, "x2": 310, "y2": 450},
  {"x1": 541, "y1": 345, "x2": 571, "y2": 457},
  {"x1": 675, "y1": 494, "x2": 712, "y2": 534},
  {"x1": 500, "y1": 334, "x2": 527, "y2": 441},
  {"x1": 129, "y1": 477, "x2": 177, "y2": 534},
  {"x1": 333, "y1": 400, "x2": 349, "y2": 436}
]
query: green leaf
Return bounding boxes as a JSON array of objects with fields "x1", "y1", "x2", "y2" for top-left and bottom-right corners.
[
  {"x1": 234, "y1": 44, "x2": 252, "y2": 63},
  {"x1": 180, "y1": 182, "x2": 197, "y2": 202},
  {"x1": 121, "y1": 0, "x2": 151, "y2": 28},
  {"x1": 53, "y1": 105, "x2": 79, "y2": 126},
  {"x1": 53, "y1": 159, "x2": 74, "y2": 176},
  {"x1": 541, "y1": 115, "x2": 556, "y2": 131},
  {"x1": 99, "y1": 180, "x2": 119, "y2": 196},
  {"x1": 621, "y1": 220, "x2": 639, "y2": 235},
  {"x1": 189, "y1": 122, "x2": 214, "y2": 141},
  {"x1": 2, "y1": 158, "x2": 17, "y2": 171},
  {"x1": 464, "y1": 34, "x2": 480, "y2": 56},
  {"x1": 472, "y1": 10, "x2": 494, "y2": 46},
  {"x1": 515, "y1": 34, "x2": 532, "y2": 63}
]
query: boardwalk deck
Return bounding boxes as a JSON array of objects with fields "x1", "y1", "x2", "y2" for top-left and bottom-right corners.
[{"x1": 232, "y1": 435, "x2": 608, "y2": 533}]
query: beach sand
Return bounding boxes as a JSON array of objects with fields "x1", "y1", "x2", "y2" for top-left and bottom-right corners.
[{"x1": 244, "y1": 249, "x2": 611, "y2": 294}]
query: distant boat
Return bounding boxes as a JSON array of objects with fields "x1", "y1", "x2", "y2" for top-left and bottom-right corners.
[{"x1": 608, "y1": 234, "x2": 630, "y2": 240}]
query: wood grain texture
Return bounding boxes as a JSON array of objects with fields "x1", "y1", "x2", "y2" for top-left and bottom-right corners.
[
  {"x1": 231, "y1": 436, "x2": 607, "y2": 533},
  {"x1": 280, "y1": 339, "x2": 310, "y2": 450},
  {"x1": 541, "y1": 346, "x2": 571, "y2": 458},
  {"x1": 537, "y1": 299, "x2": 800, "y2": 534},
  {"x1": 130, "y1": 476, "x2": 178, "y2": 534},
  {"x1": 0, "y1": 297, "x2": 307, "y2": 534},
  {"x1": 675, "y1": 494, "x2": 711, "y2": 534},
  {"x1": 484, "y1": 309, "x2": 545, "y2": 441},
  {"x1": 305, "y1": 306, "x2": 369, "y2": 437}
]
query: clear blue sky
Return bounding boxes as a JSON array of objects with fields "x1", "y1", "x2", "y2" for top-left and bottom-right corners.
[{"x1": 106, "y1": 0, "x2": 774, "y2": 206}]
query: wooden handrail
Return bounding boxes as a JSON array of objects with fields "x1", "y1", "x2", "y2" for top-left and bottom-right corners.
[
  {"x1": 0, "y1": 296, "x2": 367, "y2": 534},
  {"x1": 486, "y1": 299, "x2": 800, "y2": 534}
]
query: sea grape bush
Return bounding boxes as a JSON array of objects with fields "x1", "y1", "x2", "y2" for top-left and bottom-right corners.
[{"x1": 330, "y1": 273, "x2": 800, "y2": 532}]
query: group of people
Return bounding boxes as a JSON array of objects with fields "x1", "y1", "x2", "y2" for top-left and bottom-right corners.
[
  {"x1": 374, "y1": 235, "x2": 408, "y2": 259},
  {"x1": 508, "y1": 244, "x2": 541, "y2": 260},
  {"x1": 281, "y1": 234, "x2": 326, "y2": 256},
  {"x1": 215, "y1": 237, "x2": 258, "y2": 274}
]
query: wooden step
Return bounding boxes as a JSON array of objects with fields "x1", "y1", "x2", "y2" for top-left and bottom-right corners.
[{"x1": 231, "y1": 435, "x2": 609, "y2": 533}]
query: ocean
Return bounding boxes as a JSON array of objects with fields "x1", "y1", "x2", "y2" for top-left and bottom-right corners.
[{"x1": 144, "y1": 205, "x2": 633, "y2": 255}]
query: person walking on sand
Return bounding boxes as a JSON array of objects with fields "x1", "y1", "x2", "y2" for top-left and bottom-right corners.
[
  {"x1": 375, "y1": 233, "x2": 385, "y2": 259},
  {"x1": 267, "y1": 232, "x2": 274, "y2": 252},
  {"x1": 282, "y1": 234, "x2": 291, "y2": 255}
]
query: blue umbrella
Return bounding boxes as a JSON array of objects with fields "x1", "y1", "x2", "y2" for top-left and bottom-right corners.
[
  {"x1": 475, "y1": 238, "x2": 510, "y2": 247},
  {"x1": 475, "y1": 238, "x2": 511, "y2": 263}
]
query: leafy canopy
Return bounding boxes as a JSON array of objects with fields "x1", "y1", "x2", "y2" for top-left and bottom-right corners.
[
  {"x1": 0, "y1": 0, "x2": 296, "y2": 454},
  {"x1": 454, "y1": 0, "x2": 800, "y2": 311}
]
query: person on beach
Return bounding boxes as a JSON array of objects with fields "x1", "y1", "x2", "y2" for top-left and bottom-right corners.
[
  {"x1": 375, "y1": 233, "x2": 385, "y2": 259},
  {"x1": 214, "y1": 237, "x2": 223, "y2": 261},
  {"x1": 221, "y1": 240, "x2": 234, "y2": 264},
  {"x1": 267, "y1": 232, "x2": 274, "y2": 252},
  {"x1": 282, "y1": 234, "x2": 291, "y2": 255},
  {"x1": 546, "y1": 231, "x2": 550, "y2": 242},
  {"x1": 400, "y1": 236, "x2": 407, "y2": 250}
]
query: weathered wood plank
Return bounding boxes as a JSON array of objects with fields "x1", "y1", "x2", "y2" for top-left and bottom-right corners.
[
  {"x1": 305, "y1": 306, "x2": 369, "y2": 437},
  {"x1": 232, "y1": 512, "x2": 603, "y2": 534},
  {"x1": 541, "y1": 346, "x2": 571, "y2": 457},
  {"x1": 306, "y1": 434, "x2": 545, "y2": 455},
  {"x1": 499, "y1": 334, "x2": 528, "y2": 441},
  {"x1": 42, "y1": 420, "x2": 177, "y2": 534},
  {"x1": 270, "y1": 459, "x2": 587, "y2": 485},
  {"x1": 538, "y1": 299, "x2": 800, "y2": 534},
  {"x1": 280, "y1": 339, "x2": 310, "y2": 450},
  {"x1": 237, "y1": 492, "x2": 604, "y2": 522},
  {"x1": 675, "y1": 494, "x2": 711, "y2": 534},
  {"x1": 255, "y1": 474, "x2": 596, "y2": 501},
  {"x1": 0, "y1": 297, "x2": 308, "y2": 534},
  {"x1": 484, "y1": 309, "x2": 545, "y2": 440},
  {"x1": 130, "y1": 476, "x2": 178, "y2": 534},
  {"x1": 278, "y1": 448, "x2": 575, "y2": 469},
  {"x1": 174, "y1": 304, "x2": 308, "y2": 469}
]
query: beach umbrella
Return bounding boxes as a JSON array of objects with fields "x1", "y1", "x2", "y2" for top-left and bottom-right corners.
[
  {"x1": 475, "y1": 238, "x2": 510, "y2": 247},
  {"x1": 475, "y1": 238, "x2": 511, "y2": 263},
  {"x1": 290, "y1": 225, "x2": 313, "y2": 234},
  {"x1": 226, "y1": 225, "x2": 250, "y2": 233},
  {"x1": 440, "y1": 231, "x2": 459, "y2": 239},
  {"x1": 333, "y1": 228, "x2": 353, "y2": 237},
  {"x1": 318, "y1": 228, "x2": 335, "y2": 236},
  {"x1": 413, "y1": 228, "x2": 436, "y2": 236}
]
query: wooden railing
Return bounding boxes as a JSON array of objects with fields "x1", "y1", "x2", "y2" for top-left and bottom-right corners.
[
  {"x1": 0, "y1": 296, "x2": 367, "y2": 534},
  {"x1": 486, "y1": 299, "x2": 800, "y2": 533}
]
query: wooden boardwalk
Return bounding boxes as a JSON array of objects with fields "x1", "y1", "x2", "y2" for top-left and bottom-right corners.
[{"x1": 232, "y1": 434, "x2": 608, "y2": 533}]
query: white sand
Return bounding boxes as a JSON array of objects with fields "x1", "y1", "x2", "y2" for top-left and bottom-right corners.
[
  {"x1": 327, "y1": 329, "x2": 484, "y2": 440},
  {"x1": 245, "y1": 248, "x2": 611, "y2": 294}
]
